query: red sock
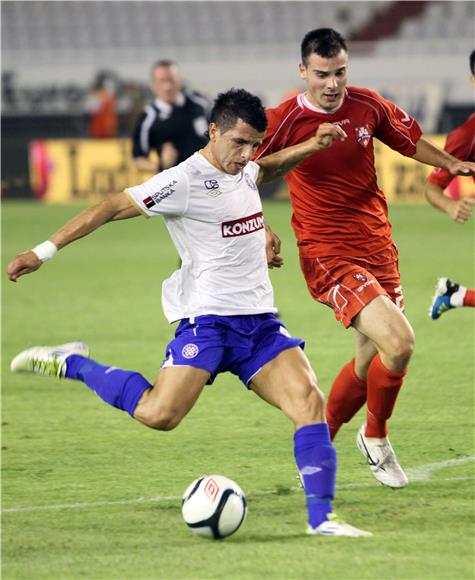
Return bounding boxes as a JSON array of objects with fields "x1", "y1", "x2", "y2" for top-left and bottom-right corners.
[
  {"x1": 463, "y1": 288, "x2": 475, "y2": 307},
  {"x1": 365, "y1": 354, "x2": 407, "y2": 438},
  {"x1": 326, "y1": 359, "x2": 367, "y2": 440}
]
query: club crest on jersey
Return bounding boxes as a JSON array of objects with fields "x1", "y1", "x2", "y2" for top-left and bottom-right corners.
[
  {"x1": 354, "y1": 273, "x2": 367, "y2": 282},
  {"x1": 222, "y1": 212, "x2": 264, "y2": 237},
  {"x1": 182, "y1": 343, "x2": 199, "y2": 359},
  {"x1": 143, "y1": 180, "x2": 178, "y2": 208},
  {"x1": 244, "y1": 173, "x2": 257, "y2": 191},
  {"x1": 355, "y1": 125, "x2": 372, "y2": 148}
]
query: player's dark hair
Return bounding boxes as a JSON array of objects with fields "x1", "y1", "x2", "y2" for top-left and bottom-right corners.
[
  {"x1": 152, "y1": 59, "x2": 177, "y2": 71},
  {"x1": 470, "y1": 50, "x2": 475, "y2": 76},
  {"x1": 209, "y1": 88, "x2": 267, "y2": 134},
  {"x1": 301, "y1": 28, "x2": 347, "y2": 65}
]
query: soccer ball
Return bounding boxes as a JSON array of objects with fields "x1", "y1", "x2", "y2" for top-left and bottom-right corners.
[{"x1": 181, "y1": 475, "x2": 247, "y2": 540}]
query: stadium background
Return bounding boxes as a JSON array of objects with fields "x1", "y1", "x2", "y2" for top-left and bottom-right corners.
[
  {"x1": 2, "y1": 0, "x2": 474, "y2": 202},
  {"x1": 2, "y1": 2, "x2": 475, "y2": 579}
]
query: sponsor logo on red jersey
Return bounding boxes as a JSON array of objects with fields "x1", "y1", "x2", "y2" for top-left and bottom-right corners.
[
  {"x1": 334, "y1": 118, "x2": 350, "y2": 127},
  {"x1": 222, "y1": 212, "x2": 264, "y2": 237}
]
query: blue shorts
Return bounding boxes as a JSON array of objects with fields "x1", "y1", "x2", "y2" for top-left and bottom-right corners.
[{"x1": 161, "y1": 313, "x2": 304, "y2": 387}]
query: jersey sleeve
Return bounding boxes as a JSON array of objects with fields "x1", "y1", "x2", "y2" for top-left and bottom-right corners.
[
  {"x1": 372, "y1": 92, "x2": 423, "y2": 157},
  {"x1": 125, "y1": 166, "x2": 189, "y2": 218},
  {"x1": 428, "y1": 124, "x2": 474, "y2": 188}
]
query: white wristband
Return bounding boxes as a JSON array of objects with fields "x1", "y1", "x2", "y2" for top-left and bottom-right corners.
[{"x1": 32, "y1": 241, "x2": 58, "y2": 262}]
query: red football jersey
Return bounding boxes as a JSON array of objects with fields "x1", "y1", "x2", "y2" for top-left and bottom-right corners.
[
  {"x1": 256, "y1": 87, "x2": 423, "y2": 260},
  {"x1": 427, "y1": 113, "x2": 475, "y2": 189}
]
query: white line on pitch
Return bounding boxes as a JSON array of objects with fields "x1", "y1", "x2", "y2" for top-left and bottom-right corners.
[
  {"x1": 405, "y1": 455, "x2": 475, "y2": 481},
  {"x1": 3, "y1": 455, "x2": 474, "y2": 514}
]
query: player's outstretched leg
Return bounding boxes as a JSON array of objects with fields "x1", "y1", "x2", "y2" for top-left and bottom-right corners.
[
  {"x1": 11, "y1": 342, "x2": 90, "y2": 377},
  {"x1": 11, "y1": 342, "x2": 151, "y2": 417},
  {"x1": 430, "y1": 277, "x2": 475, "y2": 320}
]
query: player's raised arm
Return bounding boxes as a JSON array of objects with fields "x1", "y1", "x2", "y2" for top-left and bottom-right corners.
[
  {"x1": 7, "y1": 192, "x2": 140, "y2": 283},
  {"x1": 412, "y1": 137, "x2": 475, "y2": 177},
  {"x1": 256, "y1": 123, "x2": 347, "y2": 185}
]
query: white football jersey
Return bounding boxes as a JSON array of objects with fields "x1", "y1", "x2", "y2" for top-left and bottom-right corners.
[{"x1": 125, "y1": 152, "x2": 276, "y2": 322}]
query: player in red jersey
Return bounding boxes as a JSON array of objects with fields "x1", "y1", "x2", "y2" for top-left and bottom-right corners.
[
  {"x1": 256, "y1": 29, "x2": 475, "y2": 488},
  {"x1": 425, "y1": 50, "x2": 475, "y2": 224},
  {"x1": 427, "y1": 50, "x2": 475, "y2": 320}
]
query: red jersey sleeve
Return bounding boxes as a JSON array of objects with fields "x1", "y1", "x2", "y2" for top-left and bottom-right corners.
[
  {"x1": 427, "y1": 114, "x2": 475, "y2": 188},
  {"x1": 367, "y1": 89, "x2": 423, "y2": 156}
]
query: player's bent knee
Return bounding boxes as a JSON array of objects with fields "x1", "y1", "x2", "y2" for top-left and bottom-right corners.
[
  {"x1": 135, "y1": 407, "x2": 183, "y2": 431},
  {"x1": 390, "y1": 331, "x2": 415, "y2": 363},
  {"x1": 284, "y1": 379, "x2": 325, "y2": 425},
  {"x1": 380, "y1": 329, "x2": 415, "y2": 369}
]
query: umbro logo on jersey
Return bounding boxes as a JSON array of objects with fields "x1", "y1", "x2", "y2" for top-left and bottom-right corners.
[
  {"x1": 143, "y1": 180, "x2": 178, "y2": 208},
  {"x1": 355, "y1": 125, "x2": 371, "y2": 147},
  {"x1": 222, "y1": 211, "x2": 264, "y2": 237}
]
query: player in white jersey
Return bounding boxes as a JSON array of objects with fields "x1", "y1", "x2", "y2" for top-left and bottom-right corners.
[
  {"x1": 126, "y1": 149, "x2": 274, "y2": 322},
  {"x1": 8, "y1": 89, "x2": 371, "y2": 537}
]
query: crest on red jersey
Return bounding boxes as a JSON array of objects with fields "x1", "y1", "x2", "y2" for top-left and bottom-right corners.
[{"x1": 355, "y1": 125, "x2": 371, "y2": 147}]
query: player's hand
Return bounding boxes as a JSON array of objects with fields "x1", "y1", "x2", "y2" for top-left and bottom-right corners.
[
  {"x1": 265, "y1": 224, "x2": 284, "y2": 269},
  {"x1": 314, "y1": 123, "x2": 347, "y2": 150},
  {"x1": 7, "y1": 251, "x2": 43, "y2": 282},
  {"x1": 448, "y1": 198, "x2": 475, "y2": 224},
  {"x1": 448, "y1": 160, "x2": 475, "y2": 176}
]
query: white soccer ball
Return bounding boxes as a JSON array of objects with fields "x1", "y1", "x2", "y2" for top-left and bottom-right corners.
[{"x1": 181, "y1": 475, "x2": 247, "y2": 540}]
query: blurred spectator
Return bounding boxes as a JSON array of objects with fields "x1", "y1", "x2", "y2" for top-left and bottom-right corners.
[
  {"x1": 85, "y1": 72, "x2": 118, "y2": 138},
  {"x1": 132, "y1": 60, "x2": 210, "y2": 173},
  {"x1": 2, "y1": 72, "x2": 17, "y2": 110}
]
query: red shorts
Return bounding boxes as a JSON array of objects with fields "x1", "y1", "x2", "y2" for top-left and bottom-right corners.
[{"x1": 299, "y1": 246, "x2": 404, "y2": 328}]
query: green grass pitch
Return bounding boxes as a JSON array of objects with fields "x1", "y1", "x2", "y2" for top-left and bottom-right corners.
[{"x1": 2, "y1": 200, "x2": 474, "y2": 579}]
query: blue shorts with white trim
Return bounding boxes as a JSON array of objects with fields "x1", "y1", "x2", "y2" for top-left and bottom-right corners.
[{"x1": 161, "y1": 313, "x2": 304, "y2": 387}]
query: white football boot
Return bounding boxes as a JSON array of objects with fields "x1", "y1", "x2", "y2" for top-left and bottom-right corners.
[
  {"x1": 308, "y1": 513, "x2": 372, "y2": 537},
  {"x1": 11, "y1": 342, "x2": 90, "y2": 378},
  {"x1": 356, "y1": 424, "x2": 408, "y2": 488}
]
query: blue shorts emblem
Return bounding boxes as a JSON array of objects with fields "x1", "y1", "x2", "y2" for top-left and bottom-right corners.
[{"x1": 161, "y1": 313, "x2": 304, "y2": 387}]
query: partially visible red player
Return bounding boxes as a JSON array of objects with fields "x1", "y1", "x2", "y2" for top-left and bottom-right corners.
[
  {"x1": 256, "y1": 28, "x2": 475, "y2": 489},
  {"x1": 425, "y1": 50, "x2": 475, "y2": 225},
  {"x1": 426, "y1": 50, "x2": 475, "y2": 321}
]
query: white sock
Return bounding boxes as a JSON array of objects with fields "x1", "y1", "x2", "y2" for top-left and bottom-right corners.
[{"x1": 450, "y1": 286, "x2": 467, "y2": 307}]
